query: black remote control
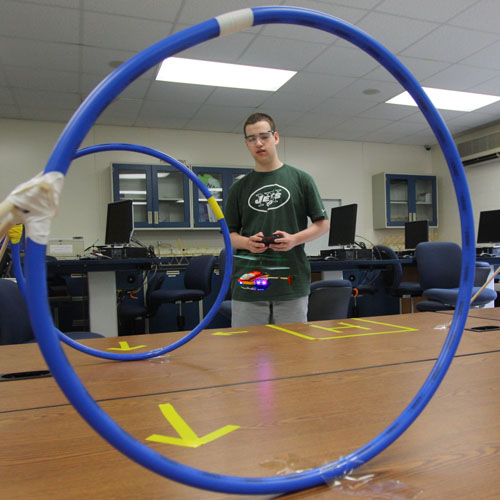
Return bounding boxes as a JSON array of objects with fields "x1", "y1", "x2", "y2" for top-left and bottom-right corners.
[{"x1": 261, "y1": 235, "x2": 280, "y2": 246}]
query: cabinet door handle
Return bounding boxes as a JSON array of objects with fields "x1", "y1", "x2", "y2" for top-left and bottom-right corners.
[
  {"x1": 147, "y1": 211, "x2": 152, "y2": 224},
  {"x1": 154, "y1": 211, "x2": 159, "y2": 224}
]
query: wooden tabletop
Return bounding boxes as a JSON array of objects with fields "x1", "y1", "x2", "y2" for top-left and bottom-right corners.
[{"x1": 1, "y1": 309, "x2": 500, "y2": 499}]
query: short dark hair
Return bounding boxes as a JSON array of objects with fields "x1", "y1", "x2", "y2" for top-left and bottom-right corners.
[{"x1": 243, "y1": 113, "x2": 276, "y2": 135}]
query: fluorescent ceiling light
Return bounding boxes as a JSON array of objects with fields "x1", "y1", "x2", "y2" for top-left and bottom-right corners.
[
  {"x1": 156, "y1": 57, "x2": 296, "y2": 91},
  {"x1": 386, "y1": 87, "x2": 500, "y2": 112}
]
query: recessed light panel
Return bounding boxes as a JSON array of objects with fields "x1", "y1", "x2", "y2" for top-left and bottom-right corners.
[
  {"x1": 386, "y1": 87, "x2": 500, "y2": 112},
  {"x1": 156, "y1": 57, "x2": 296, "y2": 91}
]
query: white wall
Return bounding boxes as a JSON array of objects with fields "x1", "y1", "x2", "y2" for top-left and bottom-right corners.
[
  {"x1": 431, "y1": 123, "x2": 500, "y2": 245},
  {"x1": 0, "y1": 117, "x2": 432, "y2": 254}
]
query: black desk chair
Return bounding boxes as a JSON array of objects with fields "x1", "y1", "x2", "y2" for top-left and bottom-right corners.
[
  {"x1": 0, "y1": 278, "x2": 104, "y2": 345},
  {"x1": 216, "y1": 249, "x2": 233, "y2": 324},
  {"x1": 150, "y1": 255, "x2": 216, "y2": 331},
  {"x1": 372, "y1": 245, "x2": 422, "y2": 313},
  {"x1": 117, "y1": 274, "x2": 165, "y2": 334},
  {"x1": 415, "y1": 242, "x2": 497, "y2": 312},
  {"x1": 307, "y1": 279, "x2": 352, "y2": 321}
]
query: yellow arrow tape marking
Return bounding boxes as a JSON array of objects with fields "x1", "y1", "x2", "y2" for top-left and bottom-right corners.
[
  {"x1": 146, "y1": 403, "x2": 240, "y2": 448},
  {"x1": 267, "y1": 318, "x2": 418, "y2": 341},
  {"x1": 108, "y1": 341, "x2": 147, "y2": 351},
  {"x1": 211, "y1": 330, "x2": 248, "y2": 336}
]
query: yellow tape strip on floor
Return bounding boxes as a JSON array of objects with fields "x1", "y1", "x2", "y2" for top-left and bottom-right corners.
[{"x1": 267, "y1": 318, "x2": 418, "y2": 341}]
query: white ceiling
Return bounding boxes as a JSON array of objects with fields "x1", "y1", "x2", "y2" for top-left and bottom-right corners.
[{"x1": 1, "y1": 0, "x2": 499, "y2": 146}]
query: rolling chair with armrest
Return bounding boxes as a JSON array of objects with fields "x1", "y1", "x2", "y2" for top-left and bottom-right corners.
[
  {"x1": 216, "y1": 249, "x2": 233, "y2": 325},
  {"x1": 415, "y1": 242, "x2": 497, "y2": 312},
  {"x1": 0, "y1": 278, "x2": 104, "y2": 345},
  {"x1": 372, "y1": 245, "x2": 422, "y2": 313},
  {"x1": 149, "y1": 254, "x2": 216, "y2": 331},
  {"x1": 117, "y1": 274, "x2": 165, "y2": 335},
  {"x1": 307, "y1": 279, "x2": 353, "y2": 321}
]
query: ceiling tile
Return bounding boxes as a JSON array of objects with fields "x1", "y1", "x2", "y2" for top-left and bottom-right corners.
[
  {"x1": 306, "y1": 45, "x2": 379, "y2": 77},
  {"x1": 82, "y1": 11, "x2": 174, "y2": 52},
  {"x1": 336, "y1": 12, "x2": 438, "y2": 54},
  {"x1": 83, "y1": 0, "x2": 183, "y2": 21},
  {"x1": 364, "y1": 56, "x2": 451, "y2": 84},
  {"x1": 449, "y1": 0, "x2": 500, "y2": 34},
  {"x1": 0, "y1": 0, "x2": 79, "y2": 43},
  {"x1": 332, "y1": 79, "x2": 403, "y2": 102},
  {"x1": 145, "y1": 81, "x2": 214, "y2": 103},
  {"x1": 81, "y1": 46, "x2": 139, "y2": 75},
  {"x1": 422, "y1": 64, "x2": 500, "y2": 91},
  {"x1": 280, "y1": 72, "x2": 355, "y2": 97},
  {"x1": 261, "y1": 92, "x2": 327, "y2": 113},
  {"x1": 468, "y1": 74, "x2": 500, "y2": 95},
  {"x1": 81, "y1": 74, "x2": 152, "y2": 101},
  {"x1": 139, "y1": 98, "x2": 202, "y2": 119},
  {"x1": 206, "y1": 88, "x2": 269, "y2": 108},
  {"x1": 177, "y1": 0, "x2": 272, "y2": 25},
  {"x1": 5, "y1": 66, "x2": 79, "y2": 93},
  {"x1": 176, "y1": 28, "x2": 257, "y2": 62},
  {"x1": 375, "y1": 0, "x2": 478, "y2": 23},
  {"x1": 14, "y1": 0, "x2": 80, "y2": 6},
  {"x1": 19, "y1": 106, "x2": 73, "y2": 122},
  {"x1": 0, "y1": 38, "x2": 80, "y2": 71},
  {"x1": 0, "y1": 103, "x2": 20, "y2": 118},
  {"x1": 459, "y1": 40, "x2": 500, "y2": 70},
  {"x1": 238, "y1": 36, "x2": 328, "y2": 71},
  {"x1": 358, "y1": 103, "x2": 421, "y2": 121},
  {"x1": 312, "y1": 96, "x2": 377, "y2": 116},
  {"x1": 134, "y1": 115, "x2": 190, "y2": 129},
  {"x1": 14, "y1": 88, "x2": 81, "y2": 110},
  {"x1": 0, "y1": 87, "x2": 15, "y2": 105},
  {"x1": 401, "y1": 25, "x2": 499, "y2": 63}
]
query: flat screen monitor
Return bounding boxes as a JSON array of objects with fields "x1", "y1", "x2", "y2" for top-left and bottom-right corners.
[
  {"x1": 477, "y1": 209, "x2": 500, "y2": 244},
  {"x1": 405, "y1": 220, "x2": 429, "y2": 250},
  {"x1": 105, "y1": 200, "x2": 134, "y2": 246},
  {"x1": 328, "y1": 203, "x2": 357, "y2": 247}
]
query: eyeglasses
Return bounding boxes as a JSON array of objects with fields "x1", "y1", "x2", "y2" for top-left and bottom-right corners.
[{"x1": 244, "y1": 131, "x2": 275, "y2": 144}]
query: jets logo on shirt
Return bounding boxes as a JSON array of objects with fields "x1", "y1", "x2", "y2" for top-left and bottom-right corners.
[{"x1": 248, "y1": 184, "x2": 291, "y2": 212}]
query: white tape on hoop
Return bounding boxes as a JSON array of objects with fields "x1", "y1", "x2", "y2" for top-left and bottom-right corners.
[
  {"x1": 7, "y1": 171, "x2": 65, "y2": 245},
  {"x1": 216, "y1": 8, "x2": 254, "y2": 36}
]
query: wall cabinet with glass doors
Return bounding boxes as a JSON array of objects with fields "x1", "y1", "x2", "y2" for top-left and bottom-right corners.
[
  {"x1": 192, "y1": 166, "x2": 251, "y2": 227},
  {"x1": 112, "y1": 164, "x2": 190, "y2": 228},
  {"x1": 372, "y1": 173, "x2": 438, "y2": 228}
]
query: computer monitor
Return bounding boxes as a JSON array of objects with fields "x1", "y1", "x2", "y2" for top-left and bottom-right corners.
[
  {"x1": 477, "y1": 209, "x2": 500, "y2": 245},
  {"x1": 405, "y1": 220, "x2": 429, "y2": 250},
  {"x1": 328, "y1": 203, "x2": 357, "y2": 247},
  {"x1": 105, "y1": 200, "x2": 134, "y2": 246}
]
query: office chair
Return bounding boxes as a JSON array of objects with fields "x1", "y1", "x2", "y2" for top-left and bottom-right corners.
[
  {"x1": 474, "y1": 260, "x2": 491, "y2": 287},
  {"x1": 117, "y1": 274, "x2": 165, "y2": 334},
  {"x1": 0, "y1": 278, "x2": 104, "y2": 345},
  {"x1": 414, "y1": 242, "x2": 497, "y2": 312},
  {"x1": 372, "y1": 245, "x2": 422, "y2": 313},
  {"x1": 307, "y1": 279, "x2": 352, "y2": 321},
  {"x1": 149, "y1": 254, "x2": 216, "y2": 331},
  {"x1": 216, "y1": 249, "x2": 232, "y2": 324}
]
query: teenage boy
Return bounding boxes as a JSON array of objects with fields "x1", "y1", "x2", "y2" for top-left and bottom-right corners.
[{"x1": 225, "y1": 112, "x2": 329, "y2": 326}]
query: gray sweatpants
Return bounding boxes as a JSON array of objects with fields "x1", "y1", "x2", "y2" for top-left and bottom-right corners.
[{"x1": 231, "y1": 296, "x2": 308, "y2": 327}]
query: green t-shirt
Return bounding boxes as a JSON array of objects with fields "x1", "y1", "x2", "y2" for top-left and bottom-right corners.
[{"x1": 225, "y1": 164, "x2": 326, "y2": 302}]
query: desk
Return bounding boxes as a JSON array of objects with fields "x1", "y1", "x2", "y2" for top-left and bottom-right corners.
[
  {"x1": 47, "y1": 258, "x2": 157, "y2": 337},
  {"x1": 47, "y1": 257, "x2": 410, "y2": 337},
  {"x1": 1, "y1": 309, "x2": 500, "y2": 498}
]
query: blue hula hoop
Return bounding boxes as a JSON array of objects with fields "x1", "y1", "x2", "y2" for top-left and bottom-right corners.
[
  {"x1": 13, "y1": 142, "x2": 232, "y2": 361},
  {"x1": 23, "y1": 6, "x2": 474, "y2": 495}
]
